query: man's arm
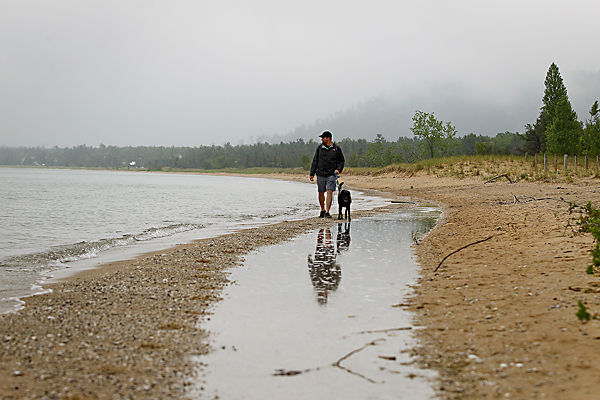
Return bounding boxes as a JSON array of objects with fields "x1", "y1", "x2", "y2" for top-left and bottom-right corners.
[{"x1": 310, "y1": 147, "x2": 319, "y2": 179}]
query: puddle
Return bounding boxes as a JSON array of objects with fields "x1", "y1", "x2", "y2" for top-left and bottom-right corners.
[{"x1": 194, "y1": 208, "x2": 440, "y2": 399}]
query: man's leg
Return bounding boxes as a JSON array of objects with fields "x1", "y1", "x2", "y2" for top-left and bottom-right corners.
[
  {"x1": 325, "y1": 190, "x2": 333, "y2": 213},
  {"x1": 318, "y1": 191, "x2": 325, "y2": 211}
]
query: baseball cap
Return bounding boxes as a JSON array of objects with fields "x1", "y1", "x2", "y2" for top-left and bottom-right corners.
[{"x1": 318, "y1": 131, "x2": 332, "y2": 138}]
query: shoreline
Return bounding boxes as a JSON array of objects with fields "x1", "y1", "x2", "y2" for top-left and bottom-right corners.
[{"x1": 0, "y1": 203, "x2": 412, "y2": 399}]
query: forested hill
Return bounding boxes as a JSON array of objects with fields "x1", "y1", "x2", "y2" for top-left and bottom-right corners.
[{"x1": 1, "y1": 133, "x2": 523, "y2": 170}]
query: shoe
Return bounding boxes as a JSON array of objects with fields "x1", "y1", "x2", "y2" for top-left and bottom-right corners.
[
  {"x1": 319, "y1": 211, "x2": 326, "y2": 218},
  {"x1": 324, "y1": 212, "x2": 332, "y2": 219}
]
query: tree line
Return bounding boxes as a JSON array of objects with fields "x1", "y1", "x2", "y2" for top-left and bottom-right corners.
[{"x1": 0, "y1": 132, "x2": 523, "y2": 170}]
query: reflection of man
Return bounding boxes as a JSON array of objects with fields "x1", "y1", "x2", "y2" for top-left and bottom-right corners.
[{"x1": 307, "y1": 228, "x2": 342, "y2": 304}]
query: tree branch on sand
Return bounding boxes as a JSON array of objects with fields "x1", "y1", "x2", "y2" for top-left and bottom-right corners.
[
  {"x1": 434, "y1": 236, "x2": 495, "y2": 273},
  {"x1": 484, "y1": 174, "x2": 514, "y2": 184}
]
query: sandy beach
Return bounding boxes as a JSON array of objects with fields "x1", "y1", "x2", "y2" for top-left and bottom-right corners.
[
  {"x1": 2, "y1": 172, "x2": 600, "y2": 399},
  {"x1": 339, "y1": 173, "x2": 600, "y2": 399}
]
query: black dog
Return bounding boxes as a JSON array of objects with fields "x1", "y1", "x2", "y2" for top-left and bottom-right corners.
[{"x1": 337, "y1": 182, "x2": 351, "y2": 221}]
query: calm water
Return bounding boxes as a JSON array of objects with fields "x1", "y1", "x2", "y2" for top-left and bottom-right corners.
[
  {"x1": 0, "y1": 167, "x2": 387, "y2": 313},
  {"x1": 196, "y1": 210, "x2": 440, "y2": 399}
]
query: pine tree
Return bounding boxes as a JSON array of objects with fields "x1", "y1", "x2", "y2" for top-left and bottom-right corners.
[
  {"x1": 542, "y1": 63, "x2": 568, "y2": 114},
  {"x1": 523, "y1": 117, "x2": 547, "y2": 154},
  {"x1": 545, "y1": 97, "x2": 582, "y2": 155},
  {"x1": 582, "y1": 100, "x2": 600, "y2": 156},
  {"x1": 529, "y1": 63, "x2": 582, "y2": 155}
]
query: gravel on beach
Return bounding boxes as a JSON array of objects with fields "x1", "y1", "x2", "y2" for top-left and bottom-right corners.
[{"x1": 0, "y1": 207, "x2": 391, "y2": 399}]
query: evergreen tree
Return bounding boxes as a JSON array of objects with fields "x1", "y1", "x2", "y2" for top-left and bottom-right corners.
[
  {"x1": 545, "y1": 97, "x2": 582, "y2": 155},
  {"x1": 522, "y1": 117, "x2": 547, "y2": 154},
  {"x1": 524, "y1": 63, "x2": 571, "y2": 154},
  {"x1": 582, "y1": 100, "x2": 600, "y2": 156},
  {"x1": 542, "y1": 63, "x2": 568, "y2": 112}
]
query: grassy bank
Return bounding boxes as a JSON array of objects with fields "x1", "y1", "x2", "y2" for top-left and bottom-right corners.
[{"x1": 345, "y1": 154, "x2": 600, "y2": 182}]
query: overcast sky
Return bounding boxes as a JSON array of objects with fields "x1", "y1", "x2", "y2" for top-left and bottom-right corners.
[{"x1": 1, "y1": 0, "x2": 599, "y2": 147}]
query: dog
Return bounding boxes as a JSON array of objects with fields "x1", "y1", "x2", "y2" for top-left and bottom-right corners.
[{"x1": 337, "y1": 182, "x2": 351, "y2": 221}]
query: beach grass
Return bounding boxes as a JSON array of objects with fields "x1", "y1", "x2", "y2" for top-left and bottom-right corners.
[{"x1": 345, "y1": 154, "x2": 600, "y2": 182}]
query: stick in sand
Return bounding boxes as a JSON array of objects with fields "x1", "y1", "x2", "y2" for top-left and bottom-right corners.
[{"x1": 434, "y1": 236, "x2": 495, "y2": 273}]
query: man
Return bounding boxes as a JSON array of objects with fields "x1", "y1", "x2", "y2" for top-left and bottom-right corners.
[{"x1": 309, "y1": 130, "x2": 345, "y2": 218}]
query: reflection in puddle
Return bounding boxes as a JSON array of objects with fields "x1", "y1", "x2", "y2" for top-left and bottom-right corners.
[
  {"x1": 308, "y1": 227, "x2": 343, "y2": 304},
  {"x1": 336, "y1": 222, "x2": 351, "y2": 254},
  {"x1": 197, "y1": 208, "x2": 441, "y2": 400}
]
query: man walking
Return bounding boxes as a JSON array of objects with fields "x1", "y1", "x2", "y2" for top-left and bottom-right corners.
[{"x1": 309, "y1": 131, "x2": 345, "y2": 218}]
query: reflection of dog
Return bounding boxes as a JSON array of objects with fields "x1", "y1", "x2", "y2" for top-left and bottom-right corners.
[
  {"x1": 336, "y1": 222, "x2": 350, "y2": 254},
  {"x1": 337, "y1": 182, "x2": 351, "y2": 221}
]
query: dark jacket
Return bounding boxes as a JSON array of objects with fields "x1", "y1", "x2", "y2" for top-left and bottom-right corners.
[{"x1": 310, "y1": 143, "x2": 345, "y2": 177}]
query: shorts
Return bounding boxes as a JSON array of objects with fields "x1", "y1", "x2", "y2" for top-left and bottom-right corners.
[{"x1": 316, "y1": 175, "x2": 336, "y2": 192}]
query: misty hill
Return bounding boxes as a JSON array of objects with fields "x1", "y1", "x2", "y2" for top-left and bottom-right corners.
[
  {"x1": 266, "y1": 69, "x2": 600, "y2": 145},
  {"x1": 260, "y1": 90, "x2": 540, "y2": 144}
]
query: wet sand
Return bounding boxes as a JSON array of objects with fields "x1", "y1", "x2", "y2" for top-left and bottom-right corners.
[{"x1": 3, "y1": 172, "x2": 600, "y2": 399}]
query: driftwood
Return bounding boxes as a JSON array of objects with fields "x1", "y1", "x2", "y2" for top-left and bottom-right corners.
[
  {"x1": 333, "y1": 339, "x2": 385, "y2": 383},
  {"x1": 499, "y1": 195, "x2": 555, "y2": 205},
  {"x1": 273, "y1": 368, "x2": 311, "y2": 376},
  {"x1": 273, "y1": 338, "x2": 386, "y2": 383},
  {"x1": 520, "y1": 195, "x2": 553, "y2": 202},
  {"x1": 484, "y1": 174, "x2": 514, "y2": 184},
  {"x1": 434, "y1": 235, "x2": 495, "y2": 272},
  {"x1": 568, "y1": 286, "x2": 600, "y2": 294},
  {"x1": 391, "y1": 200, "x2": 416, "y2": 204},
  {"x1": 356, "y1": 327, "x2": 412, "y2": 334},
  {"x1": 411, "y1": 232, "x2": 420, "y2": 245}
]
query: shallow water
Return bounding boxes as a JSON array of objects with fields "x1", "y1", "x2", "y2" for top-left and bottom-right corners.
[
  {"x1": 0, "y1": 167, "x2": 388, "y2": 313},
  {"x1": 196, "y1": 208, "x2": 440, "y2": 399}
]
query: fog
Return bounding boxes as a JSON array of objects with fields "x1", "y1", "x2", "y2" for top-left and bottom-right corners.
[{"x1": 1, "y1": 0, "x2": 599, "y2": 147}]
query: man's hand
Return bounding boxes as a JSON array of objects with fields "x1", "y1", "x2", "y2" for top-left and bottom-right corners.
[
  {"x1": 310, "y1": 175, "x2": 314, "y2": 182},
  {"x1": 334, "y1": 170, "x2": 340, "y2": 175}
]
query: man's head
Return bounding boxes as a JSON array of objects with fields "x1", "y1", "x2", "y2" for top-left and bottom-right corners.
[{"x1": 319, "y1": 131, "x2": 333, "y2": 145}]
